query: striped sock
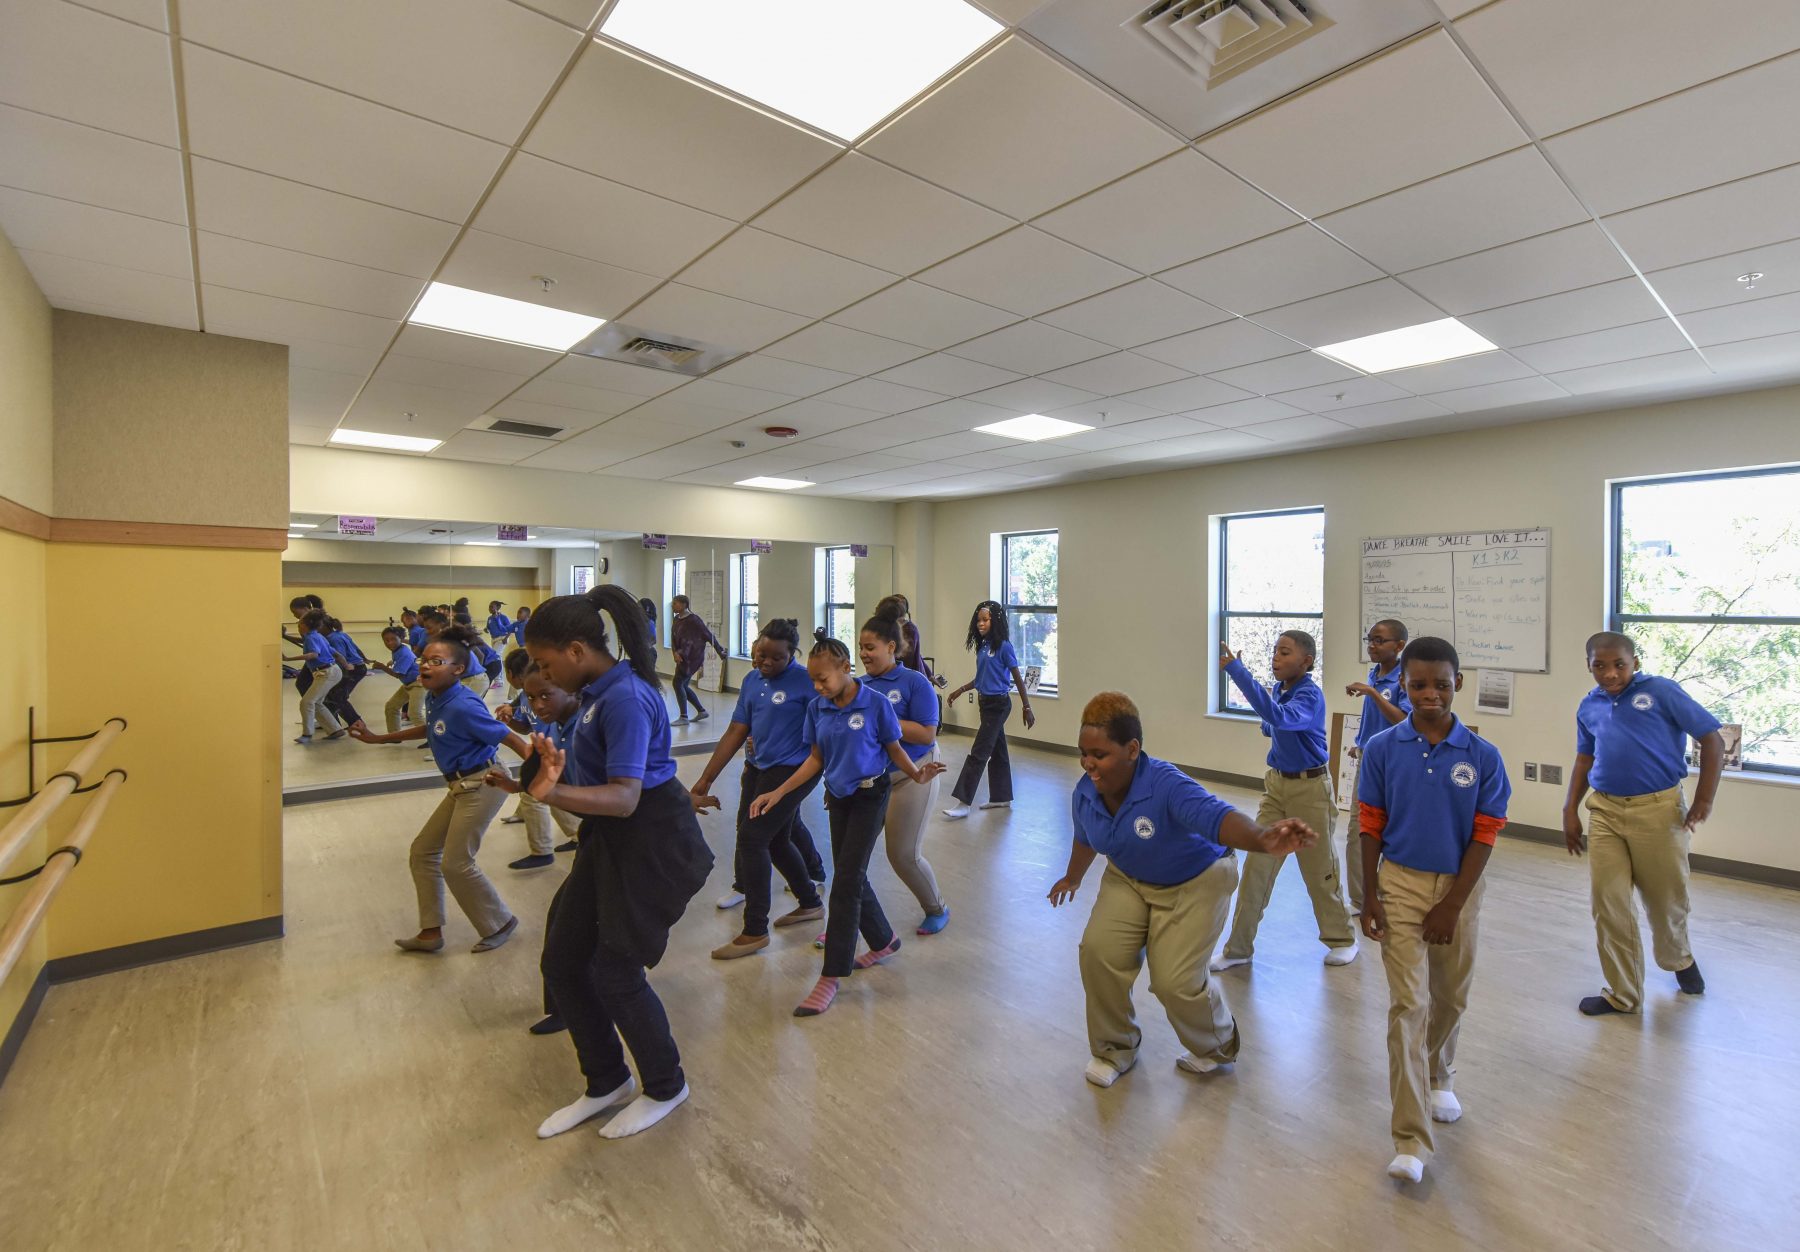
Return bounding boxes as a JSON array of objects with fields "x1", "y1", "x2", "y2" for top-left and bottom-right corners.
[
  {"x1": 794, "y1": 976, "x2": 839, "y2": 1018},
  {"x1": 855, "y1": 937, "x2": 902, "y2": 969}
]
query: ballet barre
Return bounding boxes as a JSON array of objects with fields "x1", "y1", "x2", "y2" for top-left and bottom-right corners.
[
  {"x1": 0, "y1": 767, "x2": 128, "y2": 989},
  {"x1": 0, "y1": 714, "x2": 128, "y2": 881}
]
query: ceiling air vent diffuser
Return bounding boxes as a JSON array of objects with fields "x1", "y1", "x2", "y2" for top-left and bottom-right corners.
[
  {"x1": 568, "y1": 322, "x2": 745, "y2": 377},
  {"x1": 483, "y1": 418, "x2": 563, "y2": 439},
  {"x1": 1126, "y1": 0, "x2": 1330, "y2": 87}
]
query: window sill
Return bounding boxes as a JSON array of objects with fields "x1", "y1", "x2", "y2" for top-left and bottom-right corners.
[
  {"x1": 1705, "y1": 764, "x2": 1800, "y2": 790},
  {"x1": 1206, "y1": 711, "x2": 1260, "y2": 725}
]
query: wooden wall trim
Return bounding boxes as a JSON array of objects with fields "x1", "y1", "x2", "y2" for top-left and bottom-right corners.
[
  {"x1": 0, "y1": 495, "x2": 52, "y2": 541},
  {"x1": 1, "y1": 496, "x2": 286, "y2": 550}
]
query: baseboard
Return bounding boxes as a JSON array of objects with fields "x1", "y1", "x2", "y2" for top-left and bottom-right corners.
[
  {"x1": 0, "y1": 965, "x2": 50, "y2": 1089},
  {"x1": 43, "y1": 915, "x2": 285, "y2": 984}
]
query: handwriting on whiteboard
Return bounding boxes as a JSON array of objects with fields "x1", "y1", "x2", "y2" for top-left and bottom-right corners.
[{"x1": 1360, "y1": 529, "x2": 1549, "y2": 673}]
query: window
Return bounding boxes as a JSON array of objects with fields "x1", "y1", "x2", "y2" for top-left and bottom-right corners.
[
  {"x1": 1612, "y1": 466, "x2": 1800, "y2": 774},
  {"x1": 733, "y1": 552, "x2": 760, "y2": 656},
  {"x1": 1000, "y1": 530, "x2": 1059, "y2": 695},
  {"x1": 824, "y1": 545, "x2": 856, "y2": 655},
  {"x1": 1218, "y1": 508, "x2": 1325, "y2": 714},
  {"x1": 665, "y1": 557, "x2": 686, "y2": 647}
]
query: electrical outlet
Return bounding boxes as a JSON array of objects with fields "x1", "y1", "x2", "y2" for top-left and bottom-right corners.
[
  {"x1": 1541, "y1": 764, "x2": 1563, "y2": 786},
  {"x1": 1523, "y1": 762, "x2": 1539, "y2": 782}
]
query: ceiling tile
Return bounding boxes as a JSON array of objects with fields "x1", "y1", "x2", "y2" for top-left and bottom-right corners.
[
  {"x1": 181, "y1": 0, "x2": 579, "y2": 144},
  {"x1": 1380, "y1": 351, "x2": 1537, "y2": 394},
  {"x1": 813, "y1": 378, "x2": 948, "y2": 414},
  {"x1": 1510, "y1": 320, "x2": 1693, "y2": 374},
  {"x1": 1135, "y1": 318, "x2": 1297, "y2": 375},
  {"x1": 474, "y1": 153, "x2": 736, "y2": 277},
  {"x1": 1252, "y1": 279, "x2": 1445, "y2": 347},
  {"x1": 705, "y1": 354, "x2": 858, "y2": 397},
  {"x1": 874, "y1": 353, "x2": 1022, "y2": 396},
  {"x1": 287, "y1": 425, "x2": 331, "y2": 446},
  {"x1": 1036, "y1": 278, "x2": 1230, "y2": 349},
  {"x1": 967, "y1": 377, "x2": 1101, "y2": 415},
  {"x1": 0, "y1": 186, "x2": 190, "y2": 278},
  {"x1": 181, "y1": 46, "x2": 506, "y2": 221},
  {"x1": 1198, "y1": 32, "x2": 1525, "y2": 217},
  {"x1": 1604, "y1": 162, "x2": 1800, "y2": 272},
  {"x1": 1236, "y1": 414, "x2": 1354, "y2": 444},
  {"x1": 1040, "y1": 351, "x2": 1190, "y2": 396},
  {"x1": 18, "y1": 250, "x2": 197, "y2": 329},
  {"x1": 1454, "y1": 0, "x2": 1800, "y2": 136},
  {"x1": 605, "y1": 390, "x2": 742, "y2": 432},
  {"x1": 289, "y1": 367, "x2": 362, "y2": 427},
  {"x1": 893, "y1": 397, "x2": 1017, "y2": 436},
  {"x1": 197, "y1": 232, "x2": 422, "y2": 319},
  {"x1": 1703, "y1": 330, "x2": 1800, "y2": 376},
  {"x1": 1, "y1": 0, "x2": 177, "y2": 145},
  {"x1": 914, "y1": 226, "x2": 1135, "y2": 317},
  {"x1": 368, "y1": 355, "x2": 527, "y2": 411},
  {"x1": 677, "y1": 377, "x2": 808, "y2": 417},
  {"x1": 430, "y1": 428, "x2": 557, "y2": 465},
  {"x1": 528, "y1": 42, "x2": 839, "y2": 220},
  {"x1": 1462, "y1": 277, "x2": 1666, "y2": 346},
  {"x1": 486, "y1": 397, "x2": 619, "y2": 438},
  {"x1": 861, "y1": 37, "x2": 1180, "y2": 220},
  {"x1": 201, "y1": 285, "x2": 397, "y2": 349},
  {"x1": 281, "y1": 337, "x2": 384, "y2": 375},
  {"x1": 1271, "y1": 376, "x2": 1411, "y2": 413},
  {"x1": 541, "y1": 354, "x2": 686, "y2": 396},
  {"x1": 621, "y1": 283, "x2": 810, "y2": 352},
  {"x1": 342, "y1": 378, "x2": 488, "y2": 438},
  {"x1": 388, "y1": 325, "x2": 555, "y2": 375},
  {"x1": 1429, "y1": 375, "x2": 1569, "y2": 413},
  {"x1": 1045, "y1": 419, "x2": 1161, "y2": 450},
  {"x1": 1318, "y1": 147, "x2": 1588, "y2": 273},
  {"x1": 1106, "y1": 414, "x2": 1217, "y2": 442},
  {"x1": 678, "y1": 228, "x2": 896, "y2": 318},
  {"x1": 1207, "y1": 353, "x2": 1358, "y2": 396},
  {"x1": 828, "y1": 281, "x2": 1017, "y2": 350},
  {"x1": 1402, "y1": 223, "x2": 1633, "y2": 315},
  {"x1": 764, "y1": 322, "x2": 925, "y2": 374},
  {"x1": 0, "y1": 104, "x2": 187, "y2": 224},
  {"x1": 750, "y1": 396, "x2": 880, "y2": 435},
  {"x1": 1159, "y1": 225, "x2": 1382, "y2": 316},
  {"x1": 1544, "y1": 349, "x2": 1711, "y2": 395},
  {"x1": 437, "y1": 230, "x2": 660, "y2": 321},
  {"x1": 804, "y1": 424, "x2": 924, "y2": 453},
  {"x1": 1117, "y1": 375, "x2": 1254, "y2": 414},
  {"x1": 945, "y1": 320, "x2": 1113, "y2": 374},
  {"x1": 1178, "y1": 397, "x2": 1308, "y2": 428},
  {"x1": 1033, "y1": 150, "x2": 1299, "y2": 274},
  {"x1": 1140, "y1": 429, "x2": 1277, "y2": 461},
  {"x1": 1682, "y1": 289, "x2": 1800, "y2": 347},
  {"x1": 78, "y1": 0, "x2": 168, "y2": 29},
  {"x1": 1325, "y1": 396, "x2": 1454, "y2": 430},
  {"x1": 190, "y1": 159, "x2": 455, "y2": 276},
  {"x1": 500, "y1": 379, "x2": 637, "y2": 419},
  {"x1": 1647, "y1": 236, "x2": 1800, "y2": 315}
]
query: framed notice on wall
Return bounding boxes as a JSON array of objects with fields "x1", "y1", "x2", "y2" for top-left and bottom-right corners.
[
  {"x1": 689, "y1": 568, "x2": 727, "y2": 693},
  {"x1": 572, "y1": 565, "x2": 594, "y2": 595}
]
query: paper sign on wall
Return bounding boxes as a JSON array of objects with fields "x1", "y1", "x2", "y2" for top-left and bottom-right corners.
[
  {"x1": 337, "y1": 515, "x2": 376, "y2": 536},
  {"x1": 498, "y1": 524, "x2": 527, "y2": 542},
  {"x1": 572, "y1": 565, "x2": 594, "y2": 595},
  {"x1": 1475, "y1": 669, "x2": 1515, "y2": 716},
  {"x1": 850, "y1": 543, "x2": 869, "y2": 558},
  {"x1": 641, "y1": 533, "x2": 668, "y2": 550},
  {"x1": 750, "y1": 539, "x2": 773, "y2": 555}
]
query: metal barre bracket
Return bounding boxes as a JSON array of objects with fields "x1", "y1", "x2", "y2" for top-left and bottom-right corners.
[{"x1": 1, "y1": 709, "x2": 130, "y2": 807}]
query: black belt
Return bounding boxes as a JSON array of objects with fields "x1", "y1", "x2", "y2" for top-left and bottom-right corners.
[
  {"x1": 1277, "y1": 766, "x2": 1327, "y2": 780},
  {"x1": 444, "y1": 765, "x2": 490, "y2": 784}
]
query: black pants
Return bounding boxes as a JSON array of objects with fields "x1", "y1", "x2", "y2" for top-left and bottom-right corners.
[
  {"x1": 951, "y1": 694, "x2": 1013, "y2": 805},
  {"x1": 821, "y1": 779, "x2": 895, "y2": 978},
  {"x1": 731, "y1": 763, "x2": 824, "y2": 936},
  {"x1": 325, "y1": 666, "x2": 366, "y2": 727},
  {"x1": 295, "y1": 667, "x2": 314, "y2": 696},
  {"x1": 672, "y1": 665, "x2": 701, "y2": 717},
  {"x1": 541, "y1": 839, "x2": 685, "y2": 1101},
  {"x1": 735, "y1": 806, "x2": 826, "y2": 890}
]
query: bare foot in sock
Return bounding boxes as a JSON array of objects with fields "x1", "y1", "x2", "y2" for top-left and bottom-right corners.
[{"x1": 599, "y1": 1086, "x2": 690, "y2": 1139}]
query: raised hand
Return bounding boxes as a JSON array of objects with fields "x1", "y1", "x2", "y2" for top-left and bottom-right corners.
[
  {"x1": 484, "y1": 767, "x2": 520, "y2": 794},
  {"x1": 1217, "y1": 641, "x2": 1240, "y2": 672},
  {"x1": 527, "y1": 732, "x2": 564, "y2": 801}
]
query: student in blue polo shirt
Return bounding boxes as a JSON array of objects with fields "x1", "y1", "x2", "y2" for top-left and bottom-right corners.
[
  {"x1": 748, "y1": 633, "x2": 947, "y2": 1019},
  {"x1": 374, "y1": 626, "x2": 425, "y2": 733},
  {"x1": 402, "y1": 608, "x2": 428, "y2": 655},
  {"x1": 943, "y1": 600, "x2": 1035, "y2": 820},
  {"x1": 521, "y1": 585, "x2": 714, "y2": 1144},
  {"x1": 861, "y1": 613, "x2": 950, "y2": 935},
  {"x1": 286, "y1": 608, "x2": 344, "y2": 744},
  {"x1": 1562, "y1": 631, "x2": 1724, "y2": 1017},
  {"x1": 486, "y1": 600, "x2": 514, "y2": 643},
  {"x1": 1357, "y1": 636, "x2": 1510, "y2": 1185},
  {"x1": 688, "y1": 618, "x2": 828, "y2": 960},
  {"x1": 491, "y1": 647, "x2": 578, "y2": 870},
  {"x1": 1048, "y1": 692, "x2": 1320, "y2": 1090},
  {"x1": 347, "y1": 624, "x2": 529, "y2": 955},
  {"x1": 1343, "y1": 618, "x2": 1412, "y2": 914},
  {"x1": 1215, "y1": 630, "x2": 1358, "y2": 969},
  {"x1": 322, "y1": 616, "x2": 369, "y2": 731}
]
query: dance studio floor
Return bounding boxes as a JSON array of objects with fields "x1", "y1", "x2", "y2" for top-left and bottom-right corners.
[{"x1": 3, "y1": 745, "x2": 1796, "y2": 1250}]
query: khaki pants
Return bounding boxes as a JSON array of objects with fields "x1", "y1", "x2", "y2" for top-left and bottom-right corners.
[
  {"x1": 1377, "y1": 860, "x2": 1485, "y2": 1161},
  {"x1": 516, "y1": 791, "x2": 580, "y2": 856},
  {"x1": 1080, "y1": 860, "x2": 1241, "y2": 1074},
  {"x1": 299, "y1": 664, "x2": 343, "y2": 736},
  {"x1": 383, "y1": 682, "x2": 424, "y2": 734},
  {"x1": 409, "y1": 776, "x2": 511, "y2": 936},
  {"x1": 1222, "y1": 770, "x2": 1355, "y2": 959},
  {"x1": 885, "y1": 747, "x2": 944, "y2": 913},
  {"x1": 1588, "y1": 786, "x2": 1693, "y2": 1012},
  {"x1": 460, "y1": 673, "x2": 488, "y2": 698}
]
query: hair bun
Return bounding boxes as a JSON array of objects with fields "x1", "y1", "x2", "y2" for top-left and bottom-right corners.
[{"x1": 813, "y1": 626, "x2": 829, "y2": 642}]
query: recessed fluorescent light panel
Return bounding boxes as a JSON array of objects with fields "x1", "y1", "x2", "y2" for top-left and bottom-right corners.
[
  {"x1": 288, "y1": 522, "x2": 318, "y2": 529},
  {"x1": 974, "y1": 414, "x2": 1094, "y2": 442},
  {"x1": 408, "y1": 282, "x2": 604, "y2": 351},
  {"x1": 329, "y1": 429, "x2": 443, "y2": 453},
  {"x1": 736, "y1": 476, "x2": 811, "y2": 490},
  {"x1": 1314, "y1": 318, "x2": 1498, "y2": 374},
  {"x1": 600, "y1": 0, "x2": 1001, "y2": 141},
  {"x1": 464, "y1": 541, "x2": 502, "y2": 547}
]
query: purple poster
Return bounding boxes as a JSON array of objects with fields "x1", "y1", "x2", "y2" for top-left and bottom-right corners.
[
  {"x1": 850, "y1": 543, "x2": 869, "y2": 558},
  {"x1": 750, "y1": 539, "x2": 773, "y2": 555},
  {"x1": 641, "y1": 533, "x2": 669, "y2": 550},
  {"x1": 337, "y1": 515, "x2": 376, "y2": 536},
  {"x1": 498, "y1": 524, "x2": 527, "y2": 542}
]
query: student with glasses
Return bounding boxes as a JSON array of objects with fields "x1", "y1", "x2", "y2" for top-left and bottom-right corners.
[{"x1": 1343, "y1": 620, "x2": 1411, "y2": 914}]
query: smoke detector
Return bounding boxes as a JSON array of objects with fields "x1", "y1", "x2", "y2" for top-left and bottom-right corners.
[
  {"x1": 1127, "y1": 0, "x2": 1330, "y2": 87},
  {"x1": 763, "y1": 426, "x2": 799, "y2": 439}
]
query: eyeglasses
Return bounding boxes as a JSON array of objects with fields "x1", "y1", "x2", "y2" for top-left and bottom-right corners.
[
  {"x1": 419, "y1": 657, "x2": 455, "y2": 669},
  {"x1": 1366, "y1": 635, "x2": 1395, "y2": 645}
]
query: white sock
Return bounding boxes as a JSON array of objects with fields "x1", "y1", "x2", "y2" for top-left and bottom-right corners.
[
  {"x1": 1430, "y1": 1089, "x2": 1462, "y2": 1123},
  {"x1": 979, "y1": 800, "x2": 1011, "y2": 810},
  {"x1": 942, "y1": 804, "x2": 970, "y2": 819},
  {"x1": 1209, "y1": 955, "x2": 1250, "y2": 972},
  {"x1": 536, "y1": 1077, "x2": 636, "y2": 1139},
  {"x1": 599, "y1": 1085, "x2": 689, "y2": 1139},
  {"x1": 1084, "y1": 1059, "x2": 1121, "y2": 1088},
  {"x1": 716, "y1": 891, "x2": 744, "y2": 909},
  {"x1": 1176, "y1": 1050, "x2": 1229, "y2": 1074},
  {"x1": 1387, "y1": 1154, "x2": 1425, "y2": 1183},
  {"x1": 1324, "y1": 941, "x2": 1359, "y2": 966}
]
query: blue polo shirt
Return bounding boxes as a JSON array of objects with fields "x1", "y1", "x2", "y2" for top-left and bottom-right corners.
[
  {"x1": 1359, "y1": 716, "x2": 1510, "y2": 875},
  {"x1": 571, "y1": 663, "x2": 676, "y2": 789},
  {"x1": 470, "y1": 639, "x2": 500, "y2": 671},
  {"x1": 424, "y1": 682, "x2": 507, "y2": 776},
  {"x1": 301, "y1": 630, "x2": 336, "y2": 672},
  {"x1": 487, "y1": 612, "x2": 513, "y2": 639},
  {"x1": 408, "y1": 624, "x2": 428, "y2": 652},
  {"x1": 974, "y1": 639, "x2": 1020, "y2": 695},
  {"x1": 1577, "y1": 672, "x2": 1721, "y2": 797},
  {"x1": 730, "y1": 659, "x2": 816, "y2": 768},
  {"x1": 1072, "y1": 755, "x2": 1236, "y2": 887},
  {"x1": 1355, "y1": 662, "x2": 1410, "y2": 748},
  {"x1": 512, "y1": 618, "x2": 530, "y2": 647},
  {"x1": 387, "y1": 643, "x2": 419, "y2": 685},
  {"x1": 1225, "y1": 659, "x2": 1326, "y2": 771},
  {"x1": 329, "y1": 631, "x2": 366, "y2": 669},
  {"x1": 803, "y1": 681, "x2": 902, "y2": 798},
  {"x1": 862, "y1": 663, "x2": 940, "y2": 763}
]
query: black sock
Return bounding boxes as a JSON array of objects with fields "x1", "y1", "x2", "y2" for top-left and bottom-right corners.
[
  {"x1": 528, "y1": 1013, "x2": 566, "y2": 1036},
  {"x1": 1676, "y1": 962, "x2": 1705, "y2": 995},
  {"x1": 1579, "y1": 995, "x2": 1624, "y2": 1016}
]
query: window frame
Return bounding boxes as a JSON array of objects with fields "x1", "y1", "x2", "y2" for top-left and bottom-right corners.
[
  {"x1": 1216, "y1": 507, "x2": 1326, "y2": 716},
  {"x1": 1609, "y1": 465, "x2": 1800, "y2": 777},
  {"x1": 731, "y1": 551, "x2": 759, "y2": 658},
  {"x1": 999, "y1": 528, "x2": 1059, "y2": 696},
  {"x1": 665, "y1": 556, "x2": 687, "y2": 648},
  {"x1": 823, "y1": 545, "x2": 855, "y2": 654}
]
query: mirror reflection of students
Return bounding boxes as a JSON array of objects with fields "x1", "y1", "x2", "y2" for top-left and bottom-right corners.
[
  {"x1": 669, "y1": 594, "x2": 726, "y2": 725},
  {"x1": 1342, "y1": 618, "x2": 1411, "y2": 914},
  {"x1": 942, "y1": 601, "x2": 1035, "y2": 820},
  {"x1": 287, "y1": 607, "x2": 345, "y2": 744},
  {"x1": 486, "y1": 600, "x2": 514, "y2": 643},
  {"x1": 322, "y1": 615, "x2": 369, "y2": 731},
  {"x1": 373, "y1": 626, "x2": 425, "y2": 734}
]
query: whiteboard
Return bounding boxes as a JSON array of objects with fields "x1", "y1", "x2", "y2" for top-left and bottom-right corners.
[{"x1": 1360, "y1": 529, "x2": 1549, "y2": 673}]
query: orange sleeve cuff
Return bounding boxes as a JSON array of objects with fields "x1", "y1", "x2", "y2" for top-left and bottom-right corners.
[
  {"x1": 1472, "y1": 813, "x2": 1507, "y2": 846},
  {"x1": 1359, "y1": 802, "x2": 1387, "y2": 840}
]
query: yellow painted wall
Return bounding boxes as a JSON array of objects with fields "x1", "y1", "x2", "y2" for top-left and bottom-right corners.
[
  {"x1": 0, "y1": 529, "x2": 50, "y2": 1031},
  {"x1": 45, "y1": 544, "x2": 282, "y2": 956}
]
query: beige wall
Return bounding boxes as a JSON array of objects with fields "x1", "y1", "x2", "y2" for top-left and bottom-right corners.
[
  {"x1": 284, "y1": 537, "x2": 556, "y2": 572},
  {"x1": 53, "y1": 312, "x2": 288, "y2": 528},
  {"x1": 0, "y1": 229, "x2": 52, "y2": 515},
  {"x1": 921, "y1": 384, "x2": 1800, "y2": 873}
]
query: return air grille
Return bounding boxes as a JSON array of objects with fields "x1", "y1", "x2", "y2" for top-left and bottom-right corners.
[
  {"x1": 1126, "y1": 0, "x2": 1329, "y2": 87},
  {"x1": 485, "y1": 418, "x2": 562, "y2": 439}
]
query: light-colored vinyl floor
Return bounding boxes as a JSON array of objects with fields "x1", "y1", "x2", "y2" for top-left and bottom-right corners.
[{"x1": 5, "y1": 744, "x2": 1798, "y2": 1251}]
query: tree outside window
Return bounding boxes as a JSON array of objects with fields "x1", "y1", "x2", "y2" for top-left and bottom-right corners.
[
  {"x1": 1219, "y1": 509, "x2": 1325, "y2": 713},
  {"x1": 1002, "y1": 531, "x2": 1058, "y2": 694}
]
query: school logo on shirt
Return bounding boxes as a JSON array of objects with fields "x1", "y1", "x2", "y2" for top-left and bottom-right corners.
[
  {"x1": 771, "y1": 691, "x2": 787, "y2": 705},
  {"x1": 1133, "y1": 816, "x2": 1156, "y2": 840},
  {"x1": 1632, "y1": 692, "x2": 1655, "y2": 711},
  {"x1": 886, "y1": 689, "x2": 903, "y2": 705},
  {"x1": 582, "y1": 704, "x2": 597, "y2": 724},
  {"x1": 432, "y1": 720, "x2": 446, "y2": 736},
  {"x1": 1451, "y1": 762, "x2": 1477, "y2": 788},
  {"x1": 848, "y1": 713, "x2": 866, "y2": 730}
]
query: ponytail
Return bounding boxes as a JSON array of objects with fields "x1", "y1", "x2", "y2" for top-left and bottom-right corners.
[
  {"x1": 861, "y1": 614, "x2": 902, "y2": 649},
  {"x1": 525, "y1": 585, "x2": 663, "y2": 690}
]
